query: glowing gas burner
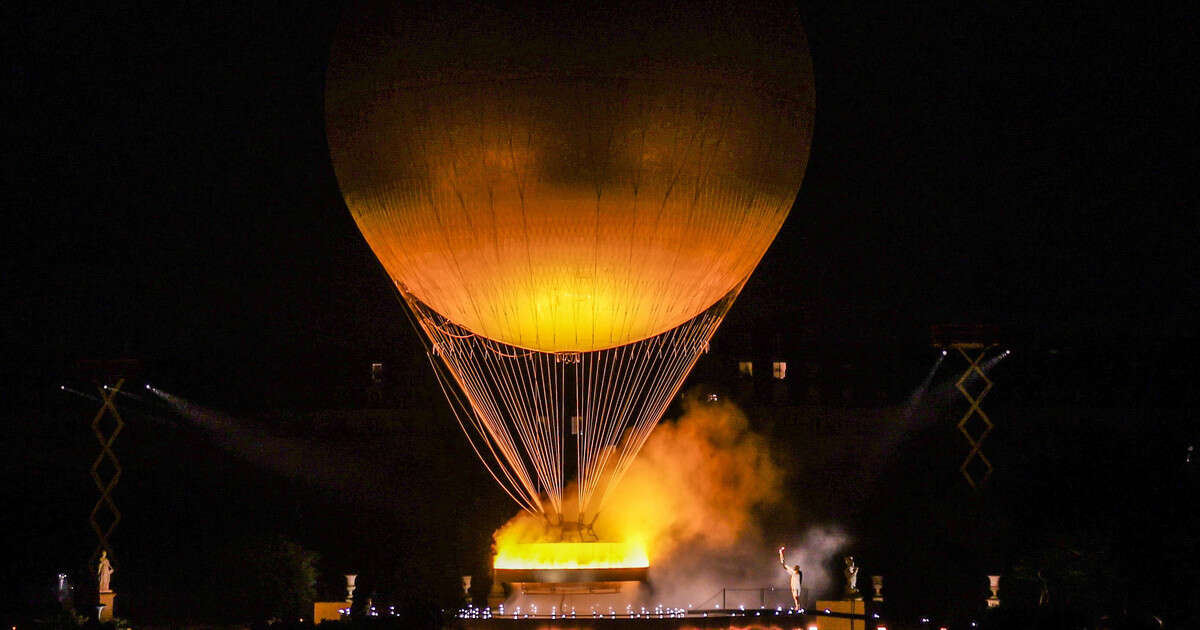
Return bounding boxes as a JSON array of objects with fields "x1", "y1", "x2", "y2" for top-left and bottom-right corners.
[{"x1": 494, "y1": 542, "x2": 649, "y2": 584}]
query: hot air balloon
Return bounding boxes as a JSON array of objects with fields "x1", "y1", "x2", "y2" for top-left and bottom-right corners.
[{"x1": 326, "y1": 0, "x2": 814, "y2": 534}]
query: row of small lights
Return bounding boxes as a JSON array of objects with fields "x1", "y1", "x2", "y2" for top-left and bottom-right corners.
[
  {"x1": 455, "y1": 603, "x2": 976, "y2": 628},
  {"x1": 336, "y1": 604, "x2": 404, "y2": 618},
  {"x1": 466, "y1": 603, "x2": 689, "y2": 620},
  {"x1": 10, "y1": 621, "x2": 971, "y2": 630}
]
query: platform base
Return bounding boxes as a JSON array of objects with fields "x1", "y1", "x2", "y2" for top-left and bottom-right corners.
[
  {"x1": 813, "y1": 599, "x2": 865, "y2": 630},
  {"x1": 99, "y1": 592, "x2": 116, "y2": 621},
  {"x1": 313, "y1": 601, "x2": 350, "y2": 623}
]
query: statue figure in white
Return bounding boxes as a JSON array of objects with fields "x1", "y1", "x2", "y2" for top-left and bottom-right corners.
[
  {"x1": 843, "y1": 556, "x2": 859, "y2": 596},
  {"x1": 97, "y1": 551, "x2": 114, "y2": 593}
]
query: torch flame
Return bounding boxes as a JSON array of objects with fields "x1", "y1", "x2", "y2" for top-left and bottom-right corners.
[{"x1": 493, "y1": 541, "x2": 649, "y2": 570}]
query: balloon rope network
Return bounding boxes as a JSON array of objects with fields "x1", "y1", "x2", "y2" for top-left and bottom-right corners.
[{"x1": 404, "y1": 287, "x2": 738, "y2": 523}]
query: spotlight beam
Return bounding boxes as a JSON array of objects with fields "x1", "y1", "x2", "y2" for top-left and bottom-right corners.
[
  {"x1": 902, "y1": 353, "x2": 947, "y2": 420},
  {"x1": 59, "y1": 385, "x2": 100, "y2": 402}
]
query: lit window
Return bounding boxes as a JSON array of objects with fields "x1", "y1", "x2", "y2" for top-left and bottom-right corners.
[
  {"x1": 738, "y1": 361, "x2": 753, "y2": 376},
  {"x1": 772, "y1": 361, "x2": 787, "y2": 380}
]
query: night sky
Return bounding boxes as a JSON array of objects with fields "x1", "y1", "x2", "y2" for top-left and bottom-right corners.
[
  {"x1": 9, "y1": 1, "x2": 1192, "y2": 378},
  {"x1": 4, "y1": 0, "x2": 1196, "y2": 624}
]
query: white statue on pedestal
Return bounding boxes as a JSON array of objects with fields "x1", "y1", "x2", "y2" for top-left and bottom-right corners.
[
  {"x1": 97, "y1": 551, "x2": 114, "y2": 593},
  {"x1": 843, "y1": 556, "x2": 859, "y2": 597}
]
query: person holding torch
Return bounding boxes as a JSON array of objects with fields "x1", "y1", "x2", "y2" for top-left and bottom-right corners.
[{"x1": 778, "y1": 546, "x2": 803, "y2": 609}]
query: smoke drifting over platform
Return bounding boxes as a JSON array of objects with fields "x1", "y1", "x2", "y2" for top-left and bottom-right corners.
[{"x1": 492, "y1": 395, "x2": 848, "y2": 609}]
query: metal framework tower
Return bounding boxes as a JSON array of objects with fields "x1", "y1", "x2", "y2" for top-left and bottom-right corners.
[
  {"x1": 90, "y1": 378, "x2": 124, "y2": 564},
  {"x1": 951, "y1": 345, "x2": 995, "y2": 489},
  {"x1": 932, "y1": 326, "x2": 1002, "y2": 489},
  {"x1": 75, "y1": 359, "x2": 139, "y2": 568}
]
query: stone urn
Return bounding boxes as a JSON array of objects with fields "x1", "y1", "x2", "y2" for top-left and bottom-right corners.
[{"x1": 987, "y1": 575, "x2": 1001, "y2": 608}]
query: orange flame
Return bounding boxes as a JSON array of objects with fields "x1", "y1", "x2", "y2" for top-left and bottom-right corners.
[{"x1": 493, "y1": 541, "x2": 649, "y2": 570}]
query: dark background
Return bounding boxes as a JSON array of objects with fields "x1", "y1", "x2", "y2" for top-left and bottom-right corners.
[{"x1": 3, "y1": 0, "x2": 1195, "y2": 626}]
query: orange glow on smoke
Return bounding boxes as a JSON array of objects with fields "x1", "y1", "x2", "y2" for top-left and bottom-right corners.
[
  {"x1": 489, "y1": 395, "x2": 784, "y2": 577},
  {"x1": 493, "y1": 541, "x2": 649, "y2": 570}
]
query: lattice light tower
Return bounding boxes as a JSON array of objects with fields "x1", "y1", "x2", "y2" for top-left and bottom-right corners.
[
  {"x1": 91, "y1": 380, "x2": 124, "y2": 562},
  {"x1": 932, "y1": 326, "x2": 1003, "y2": 489},
  {"x1": 75, "y1": 359, "x2": 140, "y2": 569}
]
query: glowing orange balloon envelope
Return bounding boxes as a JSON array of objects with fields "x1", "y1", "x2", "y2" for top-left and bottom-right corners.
[{"x1": 327, "y1": 1, "x2": 814, "y2": 519}]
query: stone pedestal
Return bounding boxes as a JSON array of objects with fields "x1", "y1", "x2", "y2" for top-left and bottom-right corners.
[
  {"x1": 815, "y1": 598, "x2": 865, "y2": 630},
  {"x1": 313, "y1": 601, "x2": 350, "y2": 623},
  {"x1": 98, "y1": 592, "x2": 115, "y2": 621}
]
